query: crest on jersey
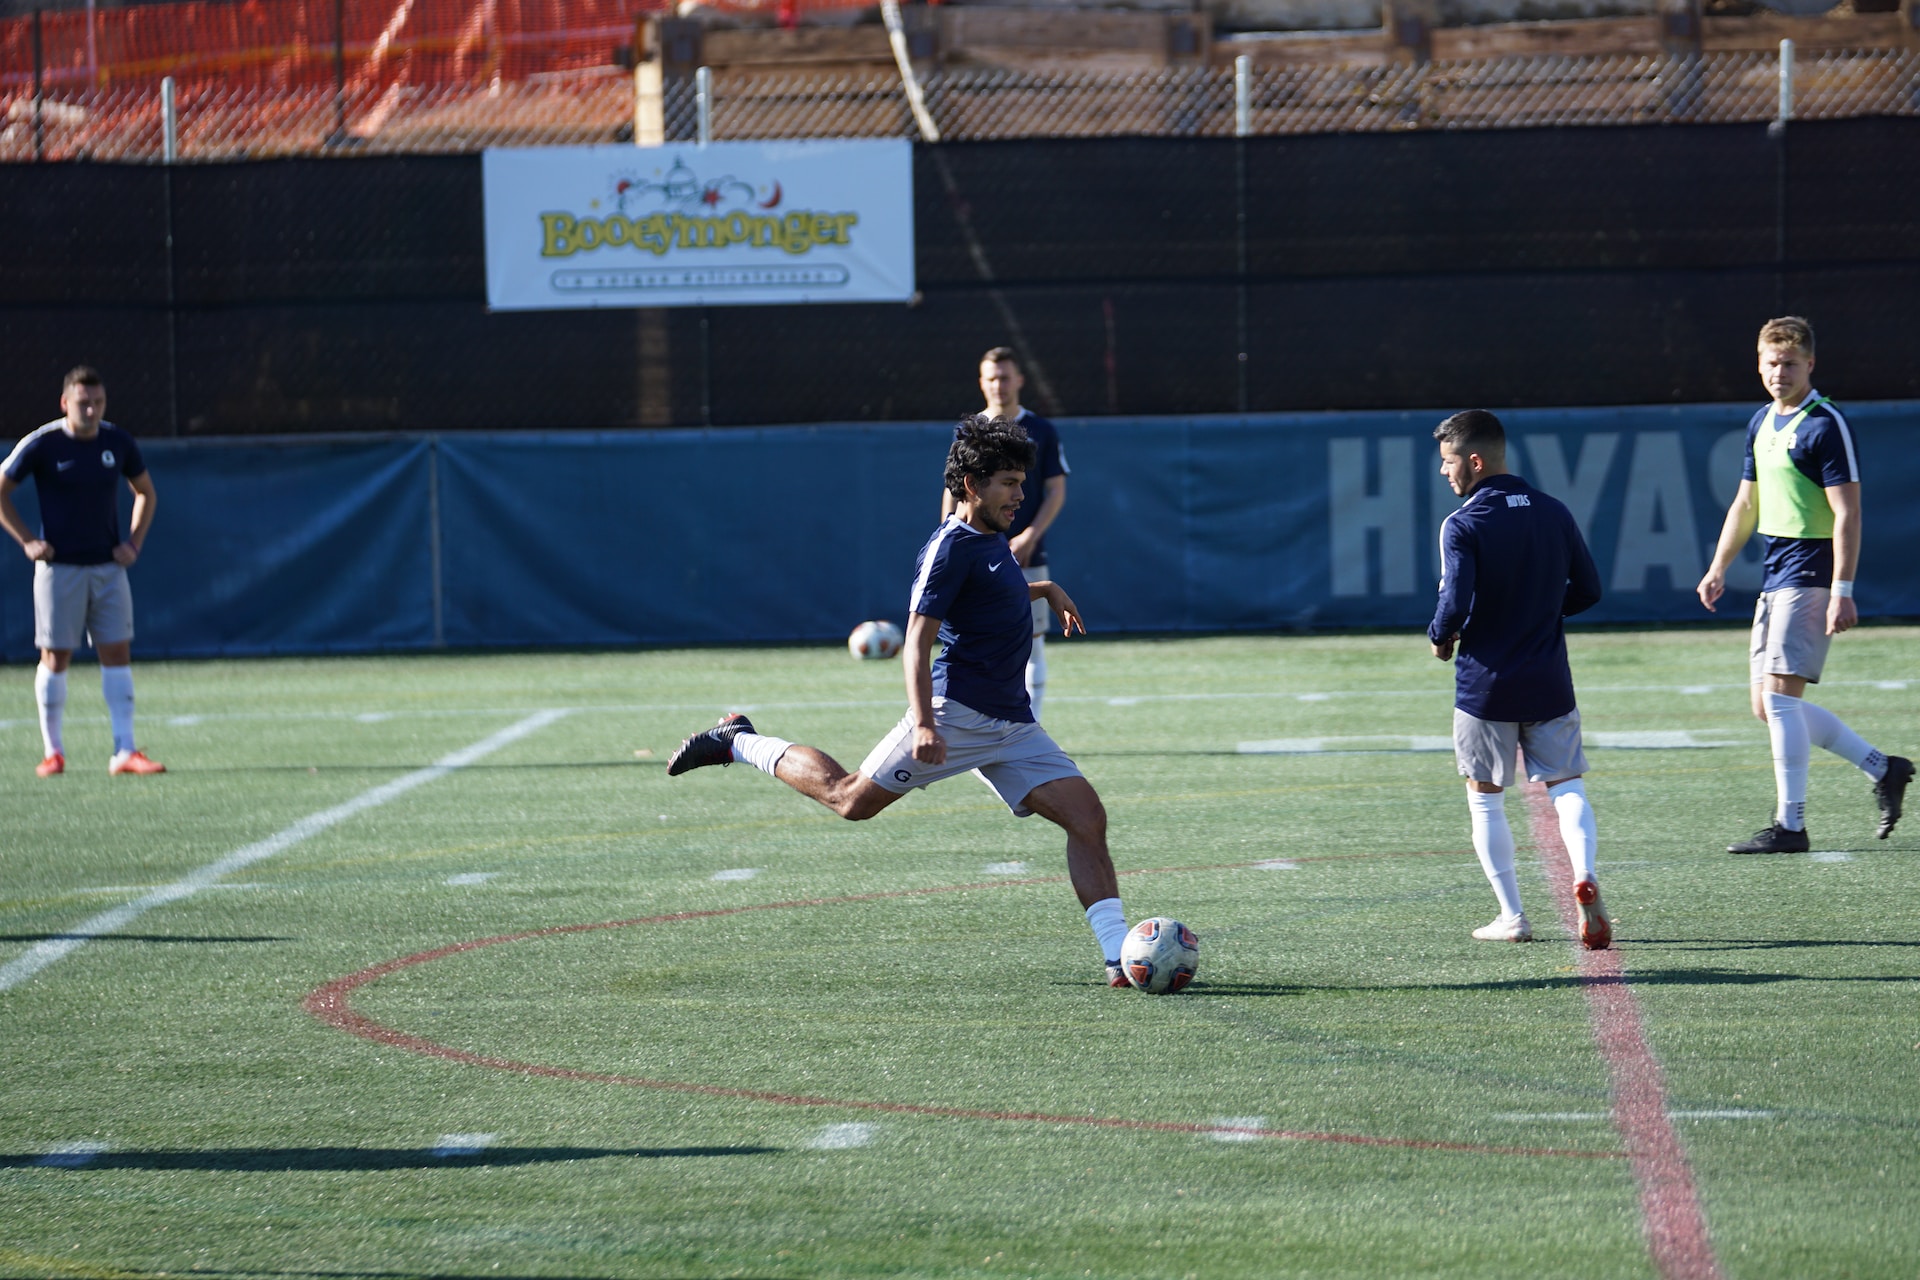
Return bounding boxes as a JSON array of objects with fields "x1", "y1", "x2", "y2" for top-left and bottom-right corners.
[{"x1": 100, "y1": 449, "x2": 115, "y2": 466}]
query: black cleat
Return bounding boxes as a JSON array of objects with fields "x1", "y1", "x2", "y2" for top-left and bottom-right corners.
[
  {"x1": 1875, "y1": 755, "x2": 1914, "y2": 839},
  {"x1": 1727, "y1": 823, "x2": 1811, "y2": 855},
  {"x1": 666, "y1": 713, "x2": 756, "y2": 777}
]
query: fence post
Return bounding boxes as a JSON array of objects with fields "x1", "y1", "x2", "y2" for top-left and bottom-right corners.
[
  {"x1": 161, "y1": 76, "x2": 177, "y2": 163},
  {"x1": 1234, "y1": 54, "x2": 1251, "y2": 137},
  {"x1": 695, "y1": 65, "x2": 712, "y2": 146},
  {"x1": 1776, "y1": 37, "x2": 1794, "y2": 124},
  {"x1": 31, "y1": 7, "x2": 44, "y2": 161}
]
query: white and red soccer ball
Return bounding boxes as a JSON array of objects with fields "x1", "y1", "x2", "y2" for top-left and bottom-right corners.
[
  {"x1": 1120, "y1": 917, "x2": 1199, "y2": 993},
  {"x1": 847, "y1": 619, "x2": 905, "y2": 660}
]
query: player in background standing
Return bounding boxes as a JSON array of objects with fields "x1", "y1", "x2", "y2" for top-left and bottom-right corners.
[
  {"x1": 940, "y1": 347, "x2": 1068, "y2": 719},
  {"x1": 671, "y1": 416, "x2": 1134, "y2": 986},
  {"x1": 1428, "y1": 410, "x2": 1609, "y2": 947},
  {"x1": 1696, "y1": 316, "x2": 1911, "y2": 853},
  {"x1": 0, "y1": 367, "x2": 165, "y2": 777}
]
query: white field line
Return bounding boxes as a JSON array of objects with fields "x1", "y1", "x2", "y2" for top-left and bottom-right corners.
[
  {"x1": 34, "y1": 1140, "x2": 111, "y2": 1167},
  {"x1": 1206, "y1": 1116, "x2": 1267, "y2": 1142},
  {"x1": 431, "y1": 1133, "x2": 499, "y2": 1157},
  {"x1": 710, "y1": 868, "x2": 760, "y2": 881},
  {"x1": 1808, "y1": 851, "x2": 1853, "y2": 863},
  {"x1": 808, "y1": 1122, "x2": 876, "y2": 1150},
  {"x1": 0, "y1": 676, "x2": 1906, "y2": 734},
  {"x1": 0, "y1": 710, "x2": 569, "y2": 994},
  {"x1": 443, "y1": 873, "x2": 500, "y2": 886},
  {"x1": 983, "y1": 862, "x2": 1028, "y2": 875}
]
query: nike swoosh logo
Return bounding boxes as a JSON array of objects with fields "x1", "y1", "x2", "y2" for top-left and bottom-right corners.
[
  {"x1": 56, "y1": 461, "x2": 74, "y2": 470},
  {"x1": 988, "y1": 561, "x2": 1004, "y2": 571}
]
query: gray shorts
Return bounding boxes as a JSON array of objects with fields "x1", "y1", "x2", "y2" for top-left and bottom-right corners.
[
  {"x1": 859, "y1": 696, "x2": 1083, "y2": 817},
  {"x1": 34, "y1": 561, "x2": 134, "y2": 651},
  {"x1": 1453, "y1": 707, "x2": 1587, "y2": 789},
  {"x1": 1750, "y1": 587, "x2": 1832, "y2": 684},
  {"x1": 1024, "y1": 564, "x2": 1049, "y2": 637}
]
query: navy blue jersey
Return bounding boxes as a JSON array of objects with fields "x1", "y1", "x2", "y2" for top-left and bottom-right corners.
[
  {"x1": 3, "y1": 421, "x2": 146, "y2": 566},
  {"x1": 1009, "y1": 409, "x2": 1069, "y2": 568},
  {"x1": 909, "y1": 516, "x2": 1035, "y2": 723},
  {"x1": 1739, "y1": 395, "x2": 1859, "y2": 591},
  {"x1": 1429, "y1": 473, "x2": 1602, "y2": 723}
]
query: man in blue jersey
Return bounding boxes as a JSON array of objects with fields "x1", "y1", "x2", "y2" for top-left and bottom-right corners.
[
  {"x1": 1697, "y1": 316, "x2": 1911, "y2": 854},
  {"x1": 1429, "y1": 410, "x2": 1609, "y2": 948},
  {"x1": 668, "y1": 416, "x2": 1134, "y2": 986},
  {"x1": 939, "y1": 347, "x2": 1068, "y2": 719},
  {"x1": 0, "y1": 367, "x2": 165, "y2": 777}
]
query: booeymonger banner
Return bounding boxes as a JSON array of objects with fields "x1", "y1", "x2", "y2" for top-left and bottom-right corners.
[{"x1": 482, "y1": 140, "x2": 914, "y2": 310}]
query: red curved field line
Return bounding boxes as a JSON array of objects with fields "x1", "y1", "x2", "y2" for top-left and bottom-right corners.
[
  {"x1": 303, "y1": 855, "x2": 1616, "y2": 1162},
  {"x1": 1523, "y1": 783, "x2": 1724, "y2": 1278}
]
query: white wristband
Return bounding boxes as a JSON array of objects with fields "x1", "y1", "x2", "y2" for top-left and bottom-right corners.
[{"x1": 1832, "y1": 580, "x2": 1854, "y2": 599}]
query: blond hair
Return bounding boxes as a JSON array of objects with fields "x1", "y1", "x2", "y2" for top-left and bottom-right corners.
[{"x1": 1758, "y1": 316, "x2": 1814, "y2": 357}]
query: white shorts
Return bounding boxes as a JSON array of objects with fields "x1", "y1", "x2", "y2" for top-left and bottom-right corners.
[
  {"x1": 859, "y1": 697, "x2": 1082, "y2": 817},
  {"x1": 1750, "y1": 587, "x2": 1832, "y2": 684},
  {"x1": 1024, "y1": 564, "x2": 1049, "y2": 637},
  {"x1": 34, "y1": 561, "x2": 134, "y2": 651},
  {"x1": 1453, "y1": 707, "x2": 1587, "y2": 789}
]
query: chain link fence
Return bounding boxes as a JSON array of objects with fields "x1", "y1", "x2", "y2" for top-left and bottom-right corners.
[{"x1": 1, "y1": 47, "x2": 1916, "y2": 159}]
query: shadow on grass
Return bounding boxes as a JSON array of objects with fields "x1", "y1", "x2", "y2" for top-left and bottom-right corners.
[
  {"x1": 3, "y1": 1144, "x2": 779, "y2": 1172},
  {"x1": 0, "y1": 934, "x2": 291, "y2": 944}
]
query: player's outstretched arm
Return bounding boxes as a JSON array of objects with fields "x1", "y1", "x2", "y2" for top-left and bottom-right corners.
[
  {"x1": 1698, "y1": 479, "x2": 1758, "y2": 612},
  {"x1": 1029, "y1": 581, "x2": 1085, "y2": 637},
  {"x1": 903, "y1": 612, "x2": 946, "y2": 765}
]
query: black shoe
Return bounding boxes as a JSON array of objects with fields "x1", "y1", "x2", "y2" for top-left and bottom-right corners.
[
  {"x1": 666, "y1": 713, "x2": 755, "y2": 777},
  {"x1": 1727, "y1": 824, "x2": 1811, "y2": 855},
  {"x1": 1875, "y1": 755, "x2": 1914, "y2": 840}
]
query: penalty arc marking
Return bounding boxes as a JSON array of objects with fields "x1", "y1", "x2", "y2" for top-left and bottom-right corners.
[{"x1": 303, "y1": 867, "x2": 1622, "y2": 1163}]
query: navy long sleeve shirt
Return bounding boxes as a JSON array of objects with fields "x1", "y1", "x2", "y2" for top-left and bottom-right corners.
[{"x1": 1428, "y1": 472, "x2": 1602, "y2": 723}]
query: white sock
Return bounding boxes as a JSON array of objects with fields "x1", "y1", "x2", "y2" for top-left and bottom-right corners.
[
  {"x1": 1764, "y1": 692, "x2": 1810, "y2": 831},
  {"x1": 34, "y1": 664, "x2": 66, "y2": 756},
  {"x1": 1467, "y1": 789, "x2": 1524, "y2": 918},
  {"x1": 729, "y1": 731, "x2": 792, "y2": 777},
  {"x1": 1548, "y1": 778, "x2": 1597, "y2": 885},
  {"x1": 1026, "y1": 634, "x2": 1046, "y2": 721},
  {"x1": 1800, "y1": 701, "x2": 1888, "y2": 781},
  {"x1": 1085, "y1": 896, "x2": 1127, "y2": 963},
  {"x1": 101, "y1": 665, "x2": 137, "y2": 756}
]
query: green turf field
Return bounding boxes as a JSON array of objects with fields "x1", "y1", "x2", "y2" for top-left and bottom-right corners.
[{"x1": 2, "y1": 627, "x2": 1917, "y2": 1280}]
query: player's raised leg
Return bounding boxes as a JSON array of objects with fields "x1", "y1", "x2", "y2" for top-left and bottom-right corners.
[{"x1": 666, "y1": 713, "x2": 900, "y2": 820}]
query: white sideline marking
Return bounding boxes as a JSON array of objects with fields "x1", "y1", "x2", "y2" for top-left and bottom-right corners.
[
  {"x1": 83, "y1": 883, "x2": 267, "y2": 894},
  {"x1": 356, "y1": 712, "x2": 394, "y2": 724},
  {"x1": 710, "y1": 868, "x2": 760, "y2": 881},
  {"x1": 1494, "y1": 1110, "x2": 1774, "y2": 1122},
  {"x1": 1107, "y1": 697, "x2": 1141, "y2": 707},
  {"x1": 1809, "y1": 851, "x2": 1853, "y2": 863},
  {"x1": 1584, "y1": 730, "x2": 1734, "y2": 750},
  {"x1": 1206, "y1": 1116, "x2": 1267, "y2": 1142},
  {"x1": 431, "y1": 1133, "x2": 498, "y2": 1157},
  {"x1": 1876, "y1": 681, "x2": 1908, "y2": 691},
  {"x1": 1252, "y1": 860, "x2": 1300, "y2": 871},
  {"x1": 34, "y1": 1141, "x2": 110, "y2": 1168},
  {"x1": 444, "y1": 873, "x2": 499, "y2": 886},
  {"x1": 167, "y1": 715, "x2": 203, "y2": 727},
  {"x1": 1237, "y1": 735, "x2": 1453, "y2": 755},
  {"x1": 808, "y1": 1123, "x2": 876, "y2": 1150},
  {"x1": 1296, "y1": 692, "x2": 1331, "y2": 702},
  {"x1": 0, "y1": 709, "x2": 570, "y2": 993},
  {"x1": 1680, "y1": 685, "x2": 1714, "y2": 695},
  {"x1": 983, "y1": 862, "x2": 1028, "y2": 875}
]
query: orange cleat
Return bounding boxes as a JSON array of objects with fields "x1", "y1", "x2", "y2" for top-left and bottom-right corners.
[
  {"x1": 1575, "y1": 878, "x2": 1612, "y2": 951},
  {"x1": 108, "y1": 749, "x2": 166, "y2": 776},
  {"x1": 35, "y1": 752, "x2": 64, "y2": 777}
]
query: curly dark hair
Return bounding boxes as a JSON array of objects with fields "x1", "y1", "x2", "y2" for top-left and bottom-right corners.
[{"x1": 944, "y1": 414, "x2": 1036, "y2": 501}]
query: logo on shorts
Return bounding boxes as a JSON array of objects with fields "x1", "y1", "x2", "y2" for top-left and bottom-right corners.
[
  {"x1": 100, "y1": 449, "x2": 115, "y2": 467},
  {"x1": 893, "y1": 768, "x2": 912, "y2": 783}
]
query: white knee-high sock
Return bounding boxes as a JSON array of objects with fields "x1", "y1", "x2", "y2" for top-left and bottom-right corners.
[
  {"x1": 729, "y1": 732, "x2": 792, "y2": 777},
  {"x1": 101, "y1": 665, "x2": 137, "y2": 756},
  {"x1": 1085, "y1": 896, "x2": 1127, "y2": 963},
  {"x1": 1800, "y1": 701, "x2": 1888, "y2": 781},
  {"x1": 1026, "y1": 634, "x2": 1047, "y2": 721},
  {"x1": 1764, "y1": 692, "x2": 1810, "y2": 831},
  {"x1": 35, "y1": 665, "x2": 66, "y2": 756},
  {"x1": 1548, "y1": 778, "x2": 1597, "y2": 884},
  {"x1": 1467, "y1": 789, "x2": 1524, "y2": 918}
]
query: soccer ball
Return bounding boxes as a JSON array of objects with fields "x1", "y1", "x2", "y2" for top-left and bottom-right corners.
[
  {"x1": 847, "y1": 619, "x2": 904, "y2": 660},
  {"x1": 1119, "y1": 917, "x2": 1199, "y2": 993}
]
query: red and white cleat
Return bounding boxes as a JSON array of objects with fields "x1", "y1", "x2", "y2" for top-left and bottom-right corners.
[
  {"x1": 1575, "y1": 878, "x2": 1612, "y2": 951},
  {"x1": 108, "y1": 749, "x2": 166, "y2": 776},
  {"x1": 1106, "y1": 962, "x2": 1132, "y2": 989},
  {"x1": 35, "y1": 752, "x2": 64, "y2": 777}
]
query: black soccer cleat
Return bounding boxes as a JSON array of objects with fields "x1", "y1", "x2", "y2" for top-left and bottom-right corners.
[
  {"x1": 1875, "y1": 755, "x2": 1914, "y2": 840},
  {"x1": 665, "y1": 713, "x2": 756, "y2": 777},
  {"x1": 1727, "y1": 823, "x2": 1811, "y2": 855}
]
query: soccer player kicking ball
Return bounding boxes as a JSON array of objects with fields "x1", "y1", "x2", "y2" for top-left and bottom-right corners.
[
  {"x1": 1697, "y1": 316, "x2": 1912, "y2": 853},
  {"x1": 666, "y1": 416, "x2": 1133, "y2": 986},
  {"x1": 1428, "y1": 410, "x2": 1610, "y2": 948}
]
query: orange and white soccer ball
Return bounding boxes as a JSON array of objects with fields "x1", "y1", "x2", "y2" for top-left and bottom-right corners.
[
  {"x1": 847, "y1": 619, "x2": 904, "y2": 660},
  {"x1": 1120, "y1": 917, "x2": 1199, "y2": 993}
]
